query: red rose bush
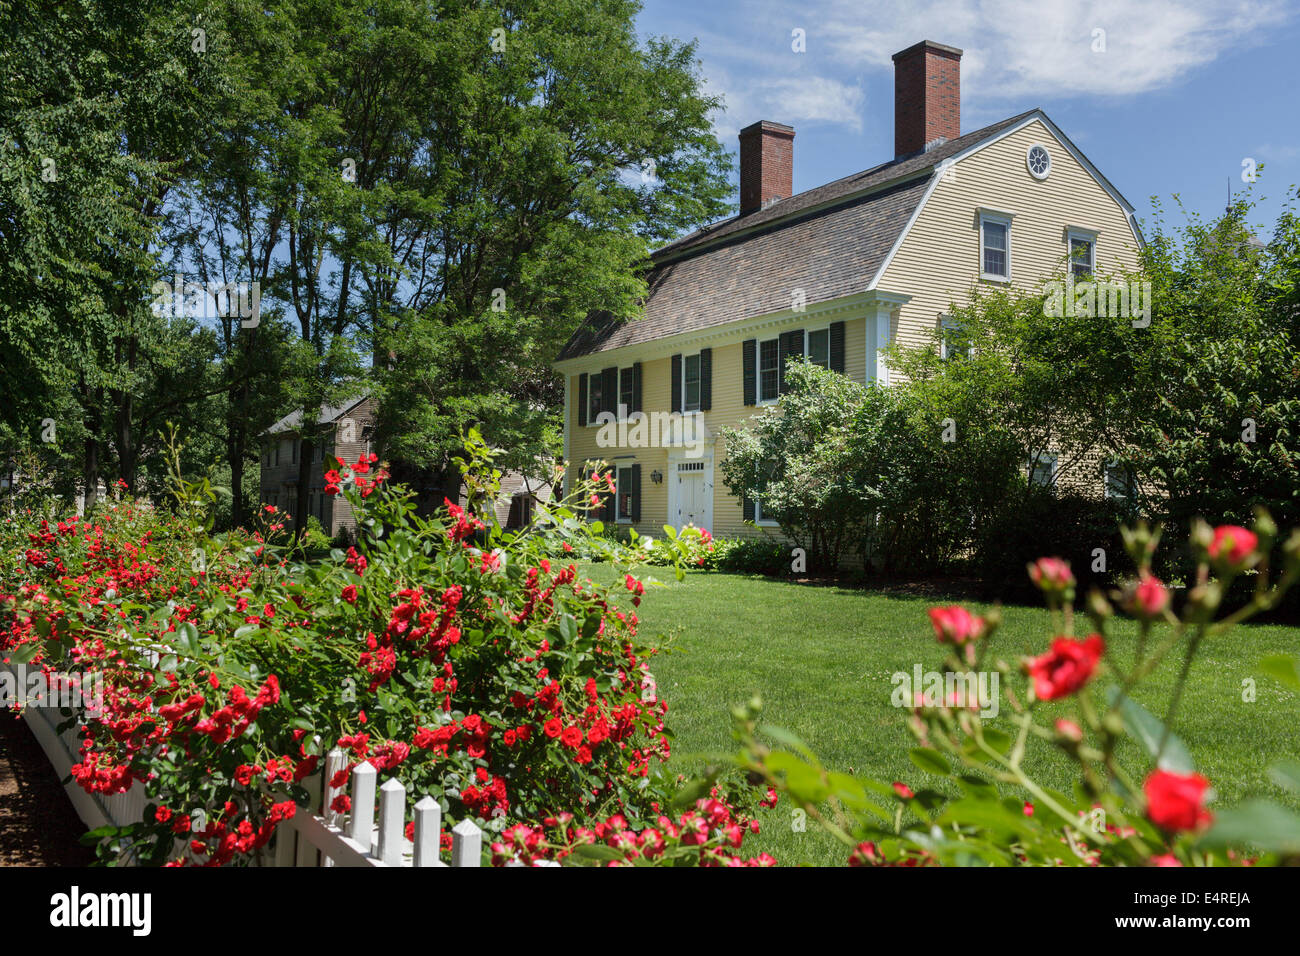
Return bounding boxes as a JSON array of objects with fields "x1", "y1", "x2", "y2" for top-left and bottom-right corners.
[{"x1": 0, "y1": 434, "x2": 766, "y2": 866}]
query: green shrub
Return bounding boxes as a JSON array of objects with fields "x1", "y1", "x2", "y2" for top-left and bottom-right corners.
[
  {"x1": 972, "y1": 487, "x2": 1133, "y2": 599},
  {"x1": 715, "y1": 536, "x2": 789, "y2": 576}
]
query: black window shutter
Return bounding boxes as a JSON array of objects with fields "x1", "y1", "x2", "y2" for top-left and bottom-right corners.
[
  {"x1": 631, "y1": 362, "x2": 643, "y2": 413},
  {"x1": 829, "y1": 321, "x2": 846, "y2": 374},
  {"x1": 630, "y1": 464, "x2": 641, "y2": 523},
  {"x1": 699, "y1": 348, "x2": 712, "y2": 411},
  {"x1": 603, "y1": 469, "x2": 616, "y2": 523},
  {"x1": 601, "y1": 367, "x2": 618, "y2": 418},
  {"x1": 742, "y1": 339, "x2": 756, "y2": 406},
  {"x1": 671, "y1": 354, "x2": 683, "y2": 414},
  {"x1": 742, "y1": 496, "x2": 755, "y2": 521},
  {"x1": 577, "y1": 374, "x2": 588, "y2": 426},
  {"x1": 778, "y1": 329, "x2": 804, "y2": 393}
]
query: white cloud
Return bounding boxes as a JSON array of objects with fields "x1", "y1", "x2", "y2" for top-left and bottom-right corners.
[
  {"x1": 660, "y1": 0, "x2": 1291, "y2": 141},
  {"x1": 817, "y1": 0, "x2": 1291, "y2": 99},
  {"x1": 704, "y1": 67, "x2": 864, "y2": 140}
]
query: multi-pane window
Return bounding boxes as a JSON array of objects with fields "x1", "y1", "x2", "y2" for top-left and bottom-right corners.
[
  {"x1": 1029, "y1": 453, "x2": 1058, "y2": 488},
  {"x1": 807, "y1": 328, "x2": 830, "y2": 369},
  {"x1": 758, "y1": 339, "x2": 780, "y2": 401},
  {"x1": 1069, "y1": 235, "x2": 1095, "y2": 278},
  {"x1": 683, "y1": 353, "x2": 701, "y2": 412},
  {"x1": 940, "y1": 317, "x2": 972, "y2": 361},
  {"x1": 982, "y1": 219, "x2": 1009, "y2": 278},
  {"x1": 1104, "y1": 461, "x2": 1132, "y2": 501},
  {"x1": 587, "y1": 373, "x2": 603, "y2": 422}
]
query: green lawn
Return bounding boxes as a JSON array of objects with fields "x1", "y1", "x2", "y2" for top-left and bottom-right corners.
[{"x1": 582, "y1": 564, "x2": 1300, "y2": 866}]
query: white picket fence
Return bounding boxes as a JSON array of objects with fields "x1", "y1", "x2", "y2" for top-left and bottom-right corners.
[
  {"x1": 4, "y1": 661, "x2": 554, "y2": 867},
  {"x1": 269, "y1": 747, "x2": 558, "y2": 868},
  {"x1": 1, "y1": 662, "x2": 147, "y2": 832}
]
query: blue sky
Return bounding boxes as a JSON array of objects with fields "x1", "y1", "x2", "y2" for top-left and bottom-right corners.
[{"x1": 635, "y1": 0, "x2": 1300, "y2": 239}]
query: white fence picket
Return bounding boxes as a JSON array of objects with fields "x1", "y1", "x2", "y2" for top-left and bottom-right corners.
[
  {"x1": 347, "y1": 761, "x2": 377, "y2": 850},
  {"x1": 413, "y1": 796, "x2": 443, "y2": 868},
  {"x1": 451, "y1": 818, "x2": 482, "y2": 868},
  {"x1": 377, "y1": 778, "x2": 405, "y2": 866}
]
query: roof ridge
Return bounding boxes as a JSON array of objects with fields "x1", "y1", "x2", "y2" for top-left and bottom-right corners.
[{"x1": 654, "y1": 108, "x2": 1041, "y2": 261}]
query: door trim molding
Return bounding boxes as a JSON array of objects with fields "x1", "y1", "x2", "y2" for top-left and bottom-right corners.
[{"x1": 667, "y1": 448, "x2": 714, "y2": 533}]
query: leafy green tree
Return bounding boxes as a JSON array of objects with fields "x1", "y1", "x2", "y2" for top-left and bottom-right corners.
[
  {"x1": 1122, "y1": 196, "x2": 1300, "y2": 550},
  {"x1": 372, "y1": 0, "x2": 733, "y2": 485},
  {"x1": 1, "y1": 0, "x2": 230, "y2": 503},
  {"x1": 719, "y1": 361, "x2": 879, "y2": 572}
]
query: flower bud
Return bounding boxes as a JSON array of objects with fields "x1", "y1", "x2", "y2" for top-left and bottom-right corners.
[
  {"x1": 1185, "y1": 580, "x2": 1223, "y2": 621},
  {"x1": 1055, "y1": 718, "x2": 1084, "y2": 743},
  {"x1": 1121, "y1": 522, "x2": 1161, "y2": 570},
  {"x1": 1205, "y1": 525, "x2": 1259, "y2": 575},
  {"x1": 1283, "y1": 529, "x2": 1300, "y2": 571},
  {"x1": 1085, "y1": 588, "x2": 1113, "y2": 628},
  {"x1": 1028, "y1": 557, "x2": 1075, "y2": 603},
  {"x1": 1123, "y1": 574, "x2": 1169, "y2": 619}
]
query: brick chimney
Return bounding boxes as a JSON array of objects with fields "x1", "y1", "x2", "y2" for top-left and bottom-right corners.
[
  {"x1": 738, "y1": 120, "x2": 795, "y2": 214},
  {"x1": 892, "y1": 40, "x2": 962, "y2": 158}
]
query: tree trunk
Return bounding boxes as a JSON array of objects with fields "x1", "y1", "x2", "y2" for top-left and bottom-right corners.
[
  {"x1": 81, "y1": 377, "x2": 100, "y2": 511},
  {"x1": 294, "y1": 436, "x2": 314, "y2": 539},
  {"x1": 113, "y1": 333, "x2": 138, "y2": 491}
]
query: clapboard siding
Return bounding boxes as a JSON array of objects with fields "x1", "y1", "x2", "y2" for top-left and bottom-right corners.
[
  {"x1": 566, "y1": 317, "x2": 866, "y2": 537},
  {"x1": 881, "y1": 119, "x2": 1142, "y2": 360}
]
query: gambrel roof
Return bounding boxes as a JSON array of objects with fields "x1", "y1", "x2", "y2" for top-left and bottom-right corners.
[{"x1": 558, "y1": 108, "x2": 1138, "y2": 361}]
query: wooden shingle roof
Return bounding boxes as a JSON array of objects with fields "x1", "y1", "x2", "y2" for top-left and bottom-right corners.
[{"x1": 558, "y1": 111, "x2": 1038, "y2": 361}]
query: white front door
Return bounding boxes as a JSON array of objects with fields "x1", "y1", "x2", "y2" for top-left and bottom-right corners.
[{"x1": 673, "y1": 459, "x2": 713, "y2": 532}]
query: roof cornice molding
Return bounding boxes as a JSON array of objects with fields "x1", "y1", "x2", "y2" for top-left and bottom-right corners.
[{"x1": 554, "y1": 290, "x2": 912, "y2": 372}]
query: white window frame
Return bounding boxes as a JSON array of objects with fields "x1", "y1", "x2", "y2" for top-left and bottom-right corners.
[
  {"x1": 805, "y1": 325, "x2": 832, "y2": 371},
  {"x1": 939, "y1": 316, "x2": 973, "y2": 361},
  {"x1": 752, "y1": 458, "x2": 780, "y2": 526},
  {"x1": 1104, "y1": 459, "x2": 1133, "y2": 501},
  {"x1": 1026, "y1": 143, "x2": 1052, "y2": 181},
  {"x1": 586, "y1": 372, "x2": 603, "y2": 426},
  {"x1": 682, "y1": 353, "x2": 702, "y2": 413},
  {"x1": 978, "y1": 208, "x2": 1015, "y2": 283},
  {"x1": 758, "y1": 325, "x2": 832, "y2": 405},
  {"x1": 1028, "y1": 452, "x2": 1059, "y2": 489},
  {"x1": 1066, "y1": 226, "x2": 1098, "y2": 278},
  {"x1": 618, "y1": 366, "x2": 636, "y2": 421}
]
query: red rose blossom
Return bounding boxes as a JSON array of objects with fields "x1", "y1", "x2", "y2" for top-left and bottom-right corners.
[
  {"x1": 1131, "y1": 574, "x2": 1169, "y2": 618},
  {"x1": 927, "y1": 605, "x2": 985, "y2": 645},
  {"x1": 1207, "y1": 525, "x2": 1257, "y2": 567},
  {"x1": 1144, "y1": 769, "x2": 1213, "y2": 832},
  {"x1": 1028, "y1": 556, "x2": 1074, "y2": 591},
  {"x1": 1026, "y1": 634, "x2": 1105, "y2": 700}
]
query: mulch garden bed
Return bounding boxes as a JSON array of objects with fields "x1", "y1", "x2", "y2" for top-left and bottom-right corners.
[{"x1": 0, "y1": 709, "x2": 94, "y2": 866}]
